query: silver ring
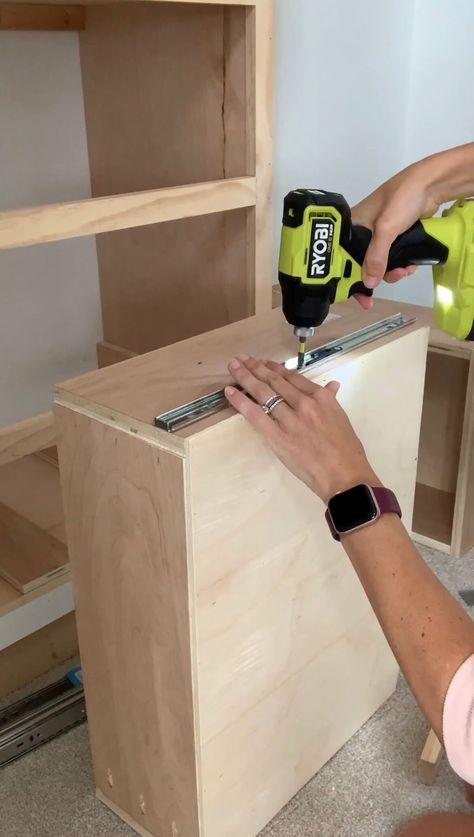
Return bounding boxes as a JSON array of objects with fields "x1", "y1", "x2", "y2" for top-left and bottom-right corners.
[{"x1": 262, "y1": 395, "x2": 285, "y2": 416}]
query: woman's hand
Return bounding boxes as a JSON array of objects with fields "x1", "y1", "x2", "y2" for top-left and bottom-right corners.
[
  {"x1": 351, "y1": 163, "x2": 441, "y2": 309},
  {"x1": 225, "y1": 355, "x2": 380, "y2": 504}
]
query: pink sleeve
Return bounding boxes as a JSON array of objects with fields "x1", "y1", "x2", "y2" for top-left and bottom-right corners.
[{"x1": 442, "y1": 654, "x2": 474, "y2": 783}]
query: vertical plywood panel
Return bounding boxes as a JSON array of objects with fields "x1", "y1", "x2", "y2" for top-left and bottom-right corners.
[
  {"x1": 253, "y1": 0, "x2": 273, "y2": 311},
  {"x1": 80, "y1": 3, "x2": 257, "y2": 354},
  {"x1": 55, "y1": 408, "x2": 200, "y2": 836},
  {"x1": 93, "y1": 211, "x2": 250, "y2": 354},
  {"x1": 190, "y1": 328, "x2": 428, "y2": 836},
  {"x1": 417, "y1": 352, "x2": 469, "y2": 494},
  {"x1": 81, "y1": 4, "x2": 230, "y2": 193},
  {"x1": 455, "y1": 359, "x2": 474, "y2": 557}
]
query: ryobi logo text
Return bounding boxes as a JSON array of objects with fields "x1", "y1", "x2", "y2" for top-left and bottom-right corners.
[{"x1": 307, "y1": 219, "x2": 334, "y2": 279}]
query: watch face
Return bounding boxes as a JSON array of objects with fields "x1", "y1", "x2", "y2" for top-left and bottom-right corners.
[{"x1": 328, "y1": 484, "x2": 378, "y2": 533}]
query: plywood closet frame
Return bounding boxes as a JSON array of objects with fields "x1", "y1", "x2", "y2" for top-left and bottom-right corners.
[{"x1": 0, "y1": 0, "x2": 273, "y2": 654}]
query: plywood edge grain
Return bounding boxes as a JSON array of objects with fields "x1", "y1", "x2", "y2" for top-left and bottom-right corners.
[
  {"x1": 54, "y1": 394, "x2": 186, "y2": 458},
  {"x1": 253, "y1": 0, "x2": 273, "y2": 314},
  {"x1": 452, "y1": 358, "x2": 474, "y2": 557},
  {"x1": 182, "y1": 452, "x2": 205, "y2": 834},
  {"x1": 0, "y1": 177, "x2": 257, "y2": 251}
]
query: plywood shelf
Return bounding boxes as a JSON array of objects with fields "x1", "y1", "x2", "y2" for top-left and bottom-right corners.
[
  {"x1": 0, "y1": 411, "x2": 55, "y2": 467},
  {"x1": 3, "y1": 0, "x2": 256, "y2": 5},
  {"x1": 0, "y1": 3, "x2": 84, "y2": 30},
  {"x1": 0, "y1": 177, "x2": 257, "y2": 250},
  {"x1": 0, "y1": 456, "x2": 72, "y2": 649}
]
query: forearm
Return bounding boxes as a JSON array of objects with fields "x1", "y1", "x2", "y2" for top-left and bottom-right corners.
[
  {"x1": 342, "y1": 515, "x2": 474, "y2": 740},
  {"x1": 408, "y1": 142, "x2": 474, "y2": 207}
]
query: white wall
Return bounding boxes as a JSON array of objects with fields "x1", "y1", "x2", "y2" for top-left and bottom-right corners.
[
  {"x1": 0, "y1": 32, "x2": 101, "y2": 425},
  {"x1": 274, "y1": 0, "x2": 414, "y2": 270},
  {"x1": 274, "y1": 0, "x2": 474, "y2": 309},
  {"x1": 377, "y1": 0, "x2": 474, "y2": 307}
]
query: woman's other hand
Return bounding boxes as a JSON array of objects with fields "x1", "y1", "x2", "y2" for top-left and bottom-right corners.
[{"x1": 225, "y1": 355, "x2": 379, "y2": 504}]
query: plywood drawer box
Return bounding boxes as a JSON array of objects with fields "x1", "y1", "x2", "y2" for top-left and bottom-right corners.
[{"x1": 55, "y1": 301, "x2": 428, "y2": 837}]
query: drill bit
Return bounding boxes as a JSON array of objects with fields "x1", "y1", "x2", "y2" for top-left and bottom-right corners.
[{"x1": 297, "y1": 338, "x2": 306, "y2": 370}]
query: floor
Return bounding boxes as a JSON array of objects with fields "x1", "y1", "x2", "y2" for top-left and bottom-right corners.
[{"x1": 0, "y1": 544, "x2": 472, "y2": 837}]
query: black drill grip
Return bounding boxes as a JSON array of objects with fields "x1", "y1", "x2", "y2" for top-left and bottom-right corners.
[
  {"x1": 348, "y1": 282, "x2": 373, "y2": 300},
  {"x1": 351, "y1": 220, "x2": 449, "y2": 274}
]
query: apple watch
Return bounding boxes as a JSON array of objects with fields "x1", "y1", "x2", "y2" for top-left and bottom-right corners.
[{"x1": 325, "y1": 484, "x2": 402, "y2": 541}]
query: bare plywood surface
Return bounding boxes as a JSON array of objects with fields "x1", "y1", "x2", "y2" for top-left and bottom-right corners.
[
  {"x1": 0, "y1": 503, "x2": 68, "y2": 593},
  {"x1": 81, "y1": 5, "x2": 246, "y2": 195},
  {"x1": 94, "y1": 210, "x2": 252, "y2": 354},
  {"x1": 417, "y1": 351, "x2": 469, "y2": 494},
  {"x1": 0, "y1": 455, "x2": 66, "y2": 543},
  {"x1": 413, "y1": 483, "x2": 455, "y2": 548},
  {"x1": 190, "y1": 328, "x2": 427, "y2": 835},
  {"x1": 0, "y1": 3, "x2": 84, "y2": 30},
  {"x1": 96, "y1": 341, "x2": 136, "y2": 368},
  {"x1": 56, "y1": 410, "x2": 199, "y2": 836},
  {"x1": 80, "y1": 3, "x2": 258, "y2": 353},
  {"x1": 0, "y1": 411, "x2": 55, "y2": 467},
  {"x1": 455, "y1": 358, "x2": 474, "y2": 556},
  {"x1": 0, "y1": 612, "x2": 78, "y2": 698},
  {"x1": 56, "y1": 298, "x2": 428, "y2": 437}
]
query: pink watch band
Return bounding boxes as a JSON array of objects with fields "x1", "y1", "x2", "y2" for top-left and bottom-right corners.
[{"x1": 325, "y1": 485, "x2": 402, "y2": 541}]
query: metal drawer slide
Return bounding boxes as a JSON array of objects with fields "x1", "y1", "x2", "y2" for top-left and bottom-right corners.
[
  {"x1": 0, "y1": 670, "x2": 85, "y2": 769},
  {"x1": 155, "y1": 313, "x2": 415, "y2": 433}
]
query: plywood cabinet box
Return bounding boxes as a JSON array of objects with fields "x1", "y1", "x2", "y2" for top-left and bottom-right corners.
[{"x1": 55, "y1": 301, "x2": 428, "y2": 837}]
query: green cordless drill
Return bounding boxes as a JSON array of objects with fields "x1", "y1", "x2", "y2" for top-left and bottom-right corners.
[{"x1": 278, "y1": 189, "x2": 474, "y2": 368}]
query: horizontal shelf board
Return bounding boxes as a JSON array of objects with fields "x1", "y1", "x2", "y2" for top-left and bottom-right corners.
[
  {"x1": 0, "y1": 411, "x2": 55, "y2": 468},
  {"x1": 0, "y1": 502, "x2": 69, "y2": 594},
  {"x1": 0, "y1": 576, "x2": 73, "y2": 651},
  {"x1": 0, "y1": 3, "x2": 85, "y2": 30},
  {"x1": 0, "y1": 176, "x2": 257, "y2": 250},
  {"x1": 0, "y1": 455, "x2": 66, "y2": 543},
  {"x1": 2, "y1": 0, "x2": 256, "y2": 4}
]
